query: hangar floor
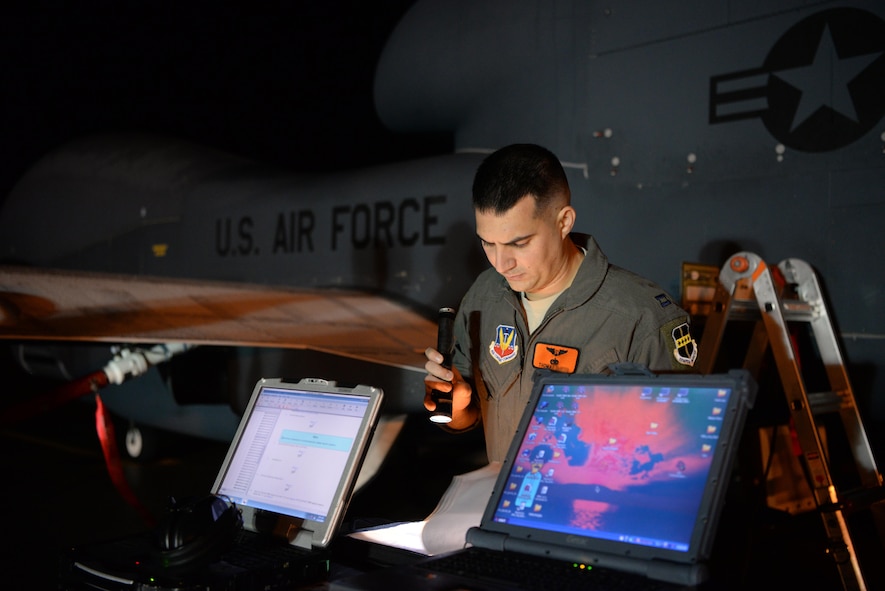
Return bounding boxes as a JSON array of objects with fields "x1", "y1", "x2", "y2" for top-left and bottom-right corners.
[{"x1": 2, "y1": 357, "x2": 884, "y2": 591}]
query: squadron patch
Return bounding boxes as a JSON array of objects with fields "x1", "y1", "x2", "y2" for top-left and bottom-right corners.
[
  {"x1": 489, "y1": 324, "x2": 518, "y2": 365},
  {"x1": 532, "y1": 343, "x2": 579, "y2": 374},
  {"x1": 671, "y1": 322, "x2": 698, "y2": 367}
]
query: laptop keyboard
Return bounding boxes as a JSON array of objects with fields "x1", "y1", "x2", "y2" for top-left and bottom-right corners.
[
  {"x1": 420, "y1": 547, "x2": 679, "y2": 590},
  {"x1": 221, "y1": 531, "x2": 314, "y2": 569}
]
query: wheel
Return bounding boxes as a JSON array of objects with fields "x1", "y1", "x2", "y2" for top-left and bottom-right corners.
[{"x1": 122, "y1": 421, "x2": 160, "y2": 462}]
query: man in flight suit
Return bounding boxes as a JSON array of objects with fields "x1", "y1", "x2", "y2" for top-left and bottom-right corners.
[{"x1": 424, "y1": 144, "x2": 697, "y2": 462}]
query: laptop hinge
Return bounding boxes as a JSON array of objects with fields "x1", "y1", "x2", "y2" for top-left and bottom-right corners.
[
  {"x1": 465, "y1": 527, "x2": 507, "y2": 551},
  {"x1": 646, "y1": 559, "x2": 709, "y2": 587},
  {"x1": 254, "y1": 511, "x2": 313, "y2": 550},
  {"x1": 292, "y1": 529, "x2": 314, "y2": 551}
]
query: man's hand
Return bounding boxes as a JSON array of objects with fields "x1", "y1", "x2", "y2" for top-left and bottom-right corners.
[{"x1": 424, "y1": 347, "x2": 478, "y2": 430}]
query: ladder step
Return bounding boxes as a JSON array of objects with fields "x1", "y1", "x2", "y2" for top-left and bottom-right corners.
[
  {"x1": 725, "y1": 299, "x2": 817, "y2": 322},
  {"x1": 781, "y1": 301, "x2": 817, "y2": 322},
  {"x1": 807, "y1": 391, "x2": 847, "y2": 415}
]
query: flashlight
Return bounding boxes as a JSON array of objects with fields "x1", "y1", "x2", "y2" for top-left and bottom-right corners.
[{"x1": 429, "y1": 307, "x2": 456, "y2": 424}]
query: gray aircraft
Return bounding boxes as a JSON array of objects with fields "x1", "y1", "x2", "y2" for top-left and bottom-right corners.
[{"x1": 1, "y1": 0, "x2": 883, "y2": 468}]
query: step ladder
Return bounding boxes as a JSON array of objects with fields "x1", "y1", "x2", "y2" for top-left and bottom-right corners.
[{"x1": 694, "y1": 252, "x2": 881, "y2": 591}]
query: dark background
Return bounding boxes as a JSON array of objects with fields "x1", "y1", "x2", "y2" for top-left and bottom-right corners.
[
  {"x1": 0, "y1": 4, "x2": 458, "y2": 588},
  {"x1": 0, "y1": 1, "x2": 451, "y2": 206}
]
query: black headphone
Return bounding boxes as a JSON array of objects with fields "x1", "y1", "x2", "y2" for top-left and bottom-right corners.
[{"x1": 153, "y1": 494, "x2": 243, "y2": 572}]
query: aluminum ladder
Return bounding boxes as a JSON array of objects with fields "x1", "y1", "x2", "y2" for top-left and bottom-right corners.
[{"x1": 695, "y1": 252, "x2": 881, "y2": 591}]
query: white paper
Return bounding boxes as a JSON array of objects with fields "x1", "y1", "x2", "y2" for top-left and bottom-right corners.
[
  {"x1": 347, "y1": 520, "x2": 428, "y2": 554},
  {"x1": 347, "y1": 462, "x2": 502, "y2": 555}
]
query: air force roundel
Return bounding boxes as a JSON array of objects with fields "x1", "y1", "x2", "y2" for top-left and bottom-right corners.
[
  {"x1": 489, "y1": 324, "x2": 518, "y2": 365},
  {"x1": 710, "y1": 8, "x2": 885, "y2": 152}
]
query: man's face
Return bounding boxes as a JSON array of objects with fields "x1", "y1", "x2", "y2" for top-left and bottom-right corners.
[{"x1": 475, "y1": 195, "x2": 573, "y2": 298}]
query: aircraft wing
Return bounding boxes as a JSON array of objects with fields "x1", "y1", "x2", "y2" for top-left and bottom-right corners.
[{"x1": 0, "y1": 265, "x2": 436, "y2": 371}]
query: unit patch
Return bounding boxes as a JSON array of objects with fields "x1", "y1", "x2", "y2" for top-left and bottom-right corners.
[
  {"x1": 532, "y1": 343, "x2": 579, "y2": 374},
  {"x1": 671, "y1": 322, "x2": 698, "y2": 367},
  {"x1": 489, "y1": 324, "x2": 518, "y2": 364}
]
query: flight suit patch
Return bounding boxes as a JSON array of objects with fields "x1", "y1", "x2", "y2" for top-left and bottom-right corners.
[
  {"x1": 532, "y1": 342, "x2": 579, "y2": 374},
  {"x1": 671, "y1": 322, "x2": 698, "y2": 367},
  {"x1": 489, "y1": 324, "x2": 518, "y2": 364}
]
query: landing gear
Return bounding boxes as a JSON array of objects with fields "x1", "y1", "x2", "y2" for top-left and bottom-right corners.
[{"x1": 121, "y1": 421, "x2": 161, "y2": 462}]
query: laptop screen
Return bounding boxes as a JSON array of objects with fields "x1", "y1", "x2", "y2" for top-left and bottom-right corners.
[
  {"x1": 489, "y1": 378, "x2": 733, "y2": 553},
  {"x1": 214, "y1": 384, "x2": 373, "y2": 523}
]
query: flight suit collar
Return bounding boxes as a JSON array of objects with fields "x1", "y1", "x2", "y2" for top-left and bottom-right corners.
[{"x1": 550, "y1": 233, "x2": 608, "y2": 312}]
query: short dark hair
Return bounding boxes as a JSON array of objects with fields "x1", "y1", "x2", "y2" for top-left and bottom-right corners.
[{"x1": 472, "y1": 144, "x2": 569, "y2": 216}]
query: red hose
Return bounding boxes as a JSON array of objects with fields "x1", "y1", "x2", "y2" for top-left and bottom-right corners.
[{"x1": 0, "y1": 369, "x2": 109, "y2": 425}]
